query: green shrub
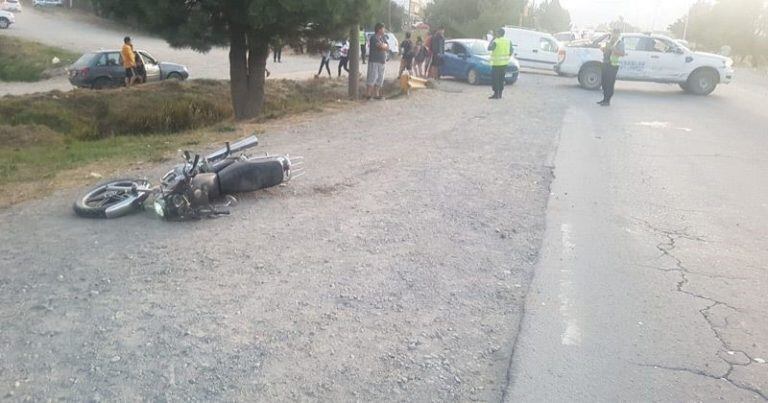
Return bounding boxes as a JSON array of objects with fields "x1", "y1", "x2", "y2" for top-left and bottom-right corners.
[{"x1": 0, "y1": 37, "x2": 79, "y2": 82}]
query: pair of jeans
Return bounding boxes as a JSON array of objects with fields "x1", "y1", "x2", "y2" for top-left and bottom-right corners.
[
  {"x1": 338, "y1": 57, "x2": 349, "y2": 76},
  {"x1": 491, "y1": 66, "x2": 507, "y2": 97},
  {"x1": 317, "y1": 58, "x2": 331, "y2": 77},
  {"x1": 602, "y1": 63, "x2": 619, "y2": 101}
]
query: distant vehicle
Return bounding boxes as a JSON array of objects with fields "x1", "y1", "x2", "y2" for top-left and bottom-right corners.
[
  {"x1": 554, "y1": 32, "x2": 577, "y2": 43},
  {"x1": 68, "y1": 50, "x2": 189, "y2": 89},
  {"x1": 556, "y1": 33, "x2": 734, "y2": 95},
  {"x1": 441, "y1": 39, "x2": 520, "y2": 85},
  {"x1": 0, "y1": 9, "x2": 14, "y2": 28},
  {"x1": 1, "y1": 0, "x2": 21, "y2": 13},
  {"x1": 364, "y1": 31, "x2": 400, "y2": 59},
  {"x1": 32, "y1": 0, "x2": 63, "y2": 6},
  {"x1": 502, "y1": 26, "x2": 560, "y2": 71}
]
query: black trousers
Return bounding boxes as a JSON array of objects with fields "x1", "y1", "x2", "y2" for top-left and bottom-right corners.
[
  {"x1": 491, "y1": 66, "x2": 506, "y2": 97},
  {"x1": 273, "y1": 47, "x2": 282, "y2": 62},
  {"x1": 338, "y1": 57, "x2": 349, "y2": 76},
  {"x1": 602, "y1": 63, "x2": 619, "y2": 101},
  {"x1": 361, "y1": 45, "x2": 367, "y2": 63},
  {"x1": 318, "y1": 58, "x2": 331, "y2": 77}
]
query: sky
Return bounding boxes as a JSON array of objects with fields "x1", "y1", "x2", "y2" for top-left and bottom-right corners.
[
  {"x1": 557, "y1": 0, "x2": 701, "y2": 31},
  {"x1": 395, "y1": 0, "x2": 702, "y2": 32}
]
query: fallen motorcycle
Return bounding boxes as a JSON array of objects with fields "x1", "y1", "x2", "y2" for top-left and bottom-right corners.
[{"x1": 73, "y1": 135, "x2": 302, "y2": 219}]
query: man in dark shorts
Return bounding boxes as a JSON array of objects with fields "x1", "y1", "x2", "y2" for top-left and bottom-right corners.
[
  {"x1": 398, "y1": 31, "x2": 414, "y2": 78},
  {"x1": 121, "y1": 36, "x2": 137, "y2": 87},
  {"x1": 429, "y1": 26, "x2": 446, "y2": 79}
]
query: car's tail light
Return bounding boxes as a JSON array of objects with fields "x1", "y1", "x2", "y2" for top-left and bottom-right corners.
[
  {"x1": 80, "y1": 67, "x2": 89, "y2": 78},
  {"x1": 558, "y1": 49, "x2": 566, "y2": 63}
]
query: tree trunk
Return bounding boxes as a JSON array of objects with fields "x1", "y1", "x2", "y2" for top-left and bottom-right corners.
[
  {"x1": 228, "y1": 27, "x2": 270, "y2": 120},
  {"x1": 229, "y1": 27, "x2": 250, "y2": 120},
  {"x1": 348, "y1": 25, "x2": 360, "y2": 99}
]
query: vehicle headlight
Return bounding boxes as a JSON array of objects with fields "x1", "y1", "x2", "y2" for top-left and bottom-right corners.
[
  {"x1": 725, "y1": 58, "x2": 733, "y2": 67},
  {"x1": 153, "y1": 198, "x2": 166, "y2": 217}
]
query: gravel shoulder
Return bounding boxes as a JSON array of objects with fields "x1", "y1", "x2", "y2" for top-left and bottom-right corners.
[{"x1": 0, "y1": 76, "x2": 565, "y2": 401}]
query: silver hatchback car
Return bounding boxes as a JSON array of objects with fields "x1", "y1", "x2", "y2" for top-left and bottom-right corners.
[{"x1": 68, "y1": 49, "x2": 190, "y2": 89}]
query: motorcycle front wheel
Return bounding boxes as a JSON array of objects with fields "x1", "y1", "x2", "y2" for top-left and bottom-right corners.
[{"x1": 73, "y1": 178, "x2": 151, "y2": 219}]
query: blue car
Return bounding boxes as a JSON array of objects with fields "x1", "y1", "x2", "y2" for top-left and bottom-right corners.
[{"x1": 441, "y1": 39, "x2": 520, "y2": 85}]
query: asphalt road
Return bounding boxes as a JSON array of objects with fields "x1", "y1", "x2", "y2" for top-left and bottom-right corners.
[{"x1": 505, "y1": 70, "x2": 768, "y2": 401}]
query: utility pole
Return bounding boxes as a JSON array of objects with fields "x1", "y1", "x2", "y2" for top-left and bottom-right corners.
[
  {"x1": 408, "y1": 0, "x2": 412, "y2": 29},
  {"x1": 682, "y1": 6, "x2": 691, "y2": 40},
  {"x1": 388, "y1": 1, "x2": 392, "y2": 30}
]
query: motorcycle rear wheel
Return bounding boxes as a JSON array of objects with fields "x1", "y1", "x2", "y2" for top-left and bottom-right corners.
[{"x1": 73, "y1": 178, "x2": 151, "y2": 219}]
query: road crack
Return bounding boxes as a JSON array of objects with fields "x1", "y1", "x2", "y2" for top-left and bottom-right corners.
[{"x1": 635, "y1": 219, "x2": 766, "y2": 401}]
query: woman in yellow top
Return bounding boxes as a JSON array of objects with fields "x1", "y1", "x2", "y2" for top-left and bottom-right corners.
[{"x1": 121, "y1": 36, "x2": 137, "y2": 87}]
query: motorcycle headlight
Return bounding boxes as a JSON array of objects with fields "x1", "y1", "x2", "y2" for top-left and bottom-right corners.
[{"x1": 153, "y1": 198, "x2": 166, "y2": 218}]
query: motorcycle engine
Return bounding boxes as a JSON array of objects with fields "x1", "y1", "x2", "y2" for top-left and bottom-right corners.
[{"x1": 154, "y1": 170, "x2": 220, "y2": 220}]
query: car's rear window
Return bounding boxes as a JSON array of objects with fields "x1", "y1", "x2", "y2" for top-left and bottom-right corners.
[{"x1": 72, "y1": 53, "x2": 97, "y2": 68}]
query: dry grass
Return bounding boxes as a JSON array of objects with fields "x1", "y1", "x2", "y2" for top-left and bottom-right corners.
[
  {"x1": 0, "y1": 36, "x2": 79, "y2": 82},
  {"x1": 0, "y1": 78, "x2": 350, "y2": 207}
]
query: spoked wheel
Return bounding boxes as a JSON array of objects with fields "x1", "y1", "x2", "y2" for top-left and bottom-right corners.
[{"x1": 73, "y1": 178, "x2": 151, "y2": 219}]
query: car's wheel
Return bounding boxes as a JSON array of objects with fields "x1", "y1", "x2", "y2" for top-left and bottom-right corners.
[
  {"x1": 578, "y1": 63, "x2": 602, "y2": 90},
  {"x1": 686, "y1": 68, "x2": 718, "y2": 96},
  {"x1": 467, "y1": 68, "x2": 480, "y2": 85},
  {"x1": 91, "y1": 77, "x2": 111, "y2": 90},
  {"x1": 679, "y1": 83, "x2": 690, "y2": 92},
  {"x1": 167, "y1": 72, "x2": 184, "y2": 81},
  {"x1": 0, "y1": 18, "x2": 9, "y2": 29}
]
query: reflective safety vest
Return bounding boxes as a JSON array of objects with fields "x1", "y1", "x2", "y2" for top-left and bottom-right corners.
[
  {"x1": 359, "y1": 30, "x2": 366, "y2": 45},
  {"x1": 490, "y1": 37, "x2": 511, "y2": 67}
]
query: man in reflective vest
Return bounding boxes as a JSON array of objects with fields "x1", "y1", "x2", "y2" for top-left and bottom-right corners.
[
  {"x1": 359, "y1": 29, "x2": 368, "y2": 64},
  {"x1": 487, "y1": 28, "x2": 512, "y2": 100},
  {"x1": 598, "y1": 28, "x2": 625, "y2": 106}
]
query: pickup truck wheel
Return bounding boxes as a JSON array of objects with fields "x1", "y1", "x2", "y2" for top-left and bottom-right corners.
[
  {"x1": 686, "y1": 69, "x2": 718, "y2": 95},
  {"x1": 167, "y1": 72, "x2": 184, "y2": 81},
  {"x1": 679, "y1": 83, "x2": 690, "y2": 92},
  {"x1": 578, "y1": 64, "x2": 602, "y2": 90},
  {"x1": 0, "y1": 18, "x2": 9, "y2": 29},
  {"x1": 466, "y1": 68, "x2": 480, "y2": 85}
]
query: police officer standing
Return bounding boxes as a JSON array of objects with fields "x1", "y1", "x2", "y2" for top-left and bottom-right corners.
[
  {"x1": 487, "y1": 28, "x2": 512, "y2": 100},
  {"x1": 598, "y1": 28, "x2": 625, "y2": 106}
]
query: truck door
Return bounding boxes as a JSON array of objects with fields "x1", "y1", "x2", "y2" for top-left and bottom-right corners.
[
  {"x1": 646, "y1": 38, "x2": 688, "y2": 82},
  {"x1": 617, "y1": 36, "x2": 651, "y2": 80},
  {"x1": 533, "y1": 36, "x2": 559, "y2": 70}
]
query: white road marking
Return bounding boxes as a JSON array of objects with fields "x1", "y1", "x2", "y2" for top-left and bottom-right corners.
[{"x1": 559, "y1": 223, "x2": 581, "y2": 346}]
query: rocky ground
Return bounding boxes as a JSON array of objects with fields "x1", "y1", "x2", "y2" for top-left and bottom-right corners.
[{"x1": 0, "y1": 74, "x2": 564, "y2": 401}]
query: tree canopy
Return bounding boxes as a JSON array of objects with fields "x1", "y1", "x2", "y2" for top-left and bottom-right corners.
[
  {"x1": 425, "y1": 0, "x2": 526, "y2": 39},
  {"x1": 534, "y1": 0, "x2": 571, "y2": 33},
  {"x1": 669, "y1": 0, "x2": 767, "y2": 65},
  {"x1": 91, "y1": 0, "x2": 379, "y2": 118}
]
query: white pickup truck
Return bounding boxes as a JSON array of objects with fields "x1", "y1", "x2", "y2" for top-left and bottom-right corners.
[{"x1": 555, "y1": 33, "x2": 735, "y2": 95}]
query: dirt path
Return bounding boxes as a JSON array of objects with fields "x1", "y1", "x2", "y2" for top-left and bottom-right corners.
[
  {"x1": 0, "y1": 6, "x2": 400, "y2": 96},
  {"x1": 0, "y1": 74, "x2": 565, "y2": 400}
]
